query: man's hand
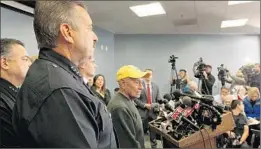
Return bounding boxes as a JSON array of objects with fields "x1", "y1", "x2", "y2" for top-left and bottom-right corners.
[
  {"x1": 203, "y1": 71, "x2": 208, "y2": 79},
  {"x1": 144, "y1": 104, "x2": 151, "y2": 110},
  {"x1": 227, "y1": 131, "x2": 236, "y2": 138}
]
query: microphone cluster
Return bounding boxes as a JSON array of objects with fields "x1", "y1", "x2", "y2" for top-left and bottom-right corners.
[{"x1": 151, "y1": 90, "x2": 225, "y2": 141}]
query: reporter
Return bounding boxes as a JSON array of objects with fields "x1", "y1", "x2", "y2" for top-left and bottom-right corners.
[
  {"x1": 243, "y1": 87, "x2": 260, "y2": 119},
  {"x1": 227, "y1": 100, "x2": 249, "y2": 147}
]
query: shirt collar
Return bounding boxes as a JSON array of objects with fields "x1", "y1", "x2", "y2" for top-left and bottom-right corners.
[
  {"x1": 83, "y1": 77, "x2": 88, "y2": 84},
  {"x1": 0, "y1": 78, "x2": 18, "y2": 95},
  {"x1": 38, "y1": 48, "x2": 82, "y2": 80}
]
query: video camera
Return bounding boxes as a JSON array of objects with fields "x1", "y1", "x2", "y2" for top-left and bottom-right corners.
[
  {"x1": 195, "y1": 57, "x2": 206, "y2": 72},
  {"x1": 193, "y1": 57, "x2": 207, "y2": 79},
  {"x1": 168, "y1": 55, "x2": 178, "y2": 64}
]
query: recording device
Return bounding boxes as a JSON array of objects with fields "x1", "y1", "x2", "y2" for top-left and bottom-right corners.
[
  {"x1": 172, "y1": 90, "x2": 213, "y2": 105},
  {"x1": 150, "y1": 90, "x2": 224, "y2": 141},
  {"x1": 163, "y1": 93, "x2": 173, "y2": 101},
  {"x1": 194, "y1": 57, "x2": 206, "y2": 74},
  {"x1": 217, "y1": 64, "x2": 229, "y2": 86},
  {"x1": 168, "y1": 55, "x2": 178, "y2": 63},
  {"x1": 239, "y1": 63, "x2": 260, "y2": 86},
  {"x1": 168, "y1": 55, "x2": 180, "y2": 93}
]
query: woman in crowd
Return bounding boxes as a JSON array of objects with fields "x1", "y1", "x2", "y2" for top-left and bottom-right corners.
[
  {"x1": 91, "y1": 74, "x2": 111, "y2": 105},
  {"x1": 243, "y1": 87, "x2": 260, "y2": 148},
  {"x1": 226, "y1": 100, "x2": 249, "y2": 148},
  {"x1": 243, "y1": 87, "x2": 260, "y2": 119}
]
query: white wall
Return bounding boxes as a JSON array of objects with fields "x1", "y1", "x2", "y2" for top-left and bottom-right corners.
[{"x1": 114, "y1": 34, "x2": 260, "y2": 95}]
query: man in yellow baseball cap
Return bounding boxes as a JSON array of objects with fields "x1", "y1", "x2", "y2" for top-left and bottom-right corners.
[{"x1": 108, "y1": 65, "x2": 150, "y2": 148}]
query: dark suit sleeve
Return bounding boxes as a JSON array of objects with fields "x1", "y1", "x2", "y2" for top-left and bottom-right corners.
[
  {"x1": 25, "y1": 88, "x2": 99, "y2": 147},
  {"x1": 134, "y1": 97, "x2": 146, "y2": 109},
  {"x1": 155, "y1": 85, "x2": 161, "y2": 103},
  {"x1": 111, "y1": 107, "x2": 141, "y2": 148},
  {"x1": 205, "y1": 74, "x2": 215, "y2": 88},
  {"x1": 0, "y1": 100, "x2": 20, "y2": 147}
]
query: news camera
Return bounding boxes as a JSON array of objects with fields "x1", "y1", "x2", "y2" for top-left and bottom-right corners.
[
  {"x1": 195, "y1": 57, "x2": 206, "y2": 72},
  {"x1": 168, "y1": 55, "x2": 178, "y2": 64}
]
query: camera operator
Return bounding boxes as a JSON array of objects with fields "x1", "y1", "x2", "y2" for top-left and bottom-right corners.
[
  {"x1": 193, "y1": 62, "x2": 215, "y2": 95},
  {"x1": 201, "y1": 65, "x2": 215, "y2": 95},
  {"x1": 239, "y1": 63, "x2": 260, "y2": 91}
]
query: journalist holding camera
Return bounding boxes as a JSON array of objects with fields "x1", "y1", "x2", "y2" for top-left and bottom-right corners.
[{"x1": 193, "y1": 58, "x2": 216, "y2": 95}]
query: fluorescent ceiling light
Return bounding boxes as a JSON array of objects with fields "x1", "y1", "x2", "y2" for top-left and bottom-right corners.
[
  {"x1": 129, "y1": 2, "x2": 166, "y2": 17},
  {"x1": 228, "y1": 1, "x2": 253, "y2": 5},
  {"x1": 221, "y1": 19, "x2": 249, "y2": 28}
]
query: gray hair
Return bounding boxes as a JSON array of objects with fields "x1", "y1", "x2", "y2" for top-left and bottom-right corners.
[
  {"x1": 33, "y1": 1, "x2": 86, "y2": 49},
  {"x1": 0, "y1": 38, "x2": 24, "y2": 56}
]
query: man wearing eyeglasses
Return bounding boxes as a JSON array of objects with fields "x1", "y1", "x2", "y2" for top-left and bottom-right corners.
[{"x1": 0, "y1": 38, "x2": 32, "y2": 147}]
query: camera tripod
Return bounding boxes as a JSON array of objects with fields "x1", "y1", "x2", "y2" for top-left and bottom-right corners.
[
  {"x1": 197, "y1": 72, "x2": 210, "y2": 95},
  {"x1": 170, "y1": 60, "x2": 179, "y2": 94}
]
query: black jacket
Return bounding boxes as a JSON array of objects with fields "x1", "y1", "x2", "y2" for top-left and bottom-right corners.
[
  {"x1": 91, "y1": 86, "x2": 111, "y2": 105},
  {"x1": 0, "y1": 78, "x2": 20, "y2": 147},
  {"x1": 13, "y1": 48, "x2": 118, "y2": 148},
  {"x1": 201, "y1": 73, "x2": 215, "y2": 95}
]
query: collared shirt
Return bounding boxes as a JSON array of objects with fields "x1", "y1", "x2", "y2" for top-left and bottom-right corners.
[
  {"x1": 83, "y1": 77, "x2": 88, "y2": 84},
  {"x1": 145, "y1": 82, "x2": 152, "y2": 96},
  {"x1": 13, "y1": 48, "x2": 118, "y2": 148},
  {"x1": 0, "y1": 78, "x2": 20, "y2": 147}
]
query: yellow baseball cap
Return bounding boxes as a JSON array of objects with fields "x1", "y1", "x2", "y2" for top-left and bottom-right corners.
[{"x1": 116, "y1": 65, "x2": 150, "y2": 81}]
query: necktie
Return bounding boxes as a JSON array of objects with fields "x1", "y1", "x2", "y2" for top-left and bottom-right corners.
[{"x1": 147, "y1": 84, "x2": 152, "y2": 104}]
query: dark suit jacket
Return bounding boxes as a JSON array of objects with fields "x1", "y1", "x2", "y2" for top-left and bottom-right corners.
[{"x1": 134, "y1": 82, "x2": 161, "y2": 120}]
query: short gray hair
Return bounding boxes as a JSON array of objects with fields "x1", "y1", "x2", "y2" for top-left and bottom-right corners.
[
  {"x1": 34, "y1": 1, "x2": 86, "y2": 49},
  {"x1": 0, "y1": 38, "x2": 24, "y2": 56}
]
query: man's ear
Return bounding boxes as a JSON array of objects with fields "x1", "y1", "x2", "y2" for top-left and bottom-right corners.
[
  {"x1": 0, "y1": 57, "x2": 9, "y2": 70},
  {"x1": 60, "y1": 23, "x2": 75, "y2": 44}
]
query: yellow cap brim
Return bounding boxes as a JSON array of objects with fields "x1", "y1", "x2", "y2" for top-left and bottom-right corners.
[{"x1": 129, "y1": 71, "x2": 150, "y2": 79}]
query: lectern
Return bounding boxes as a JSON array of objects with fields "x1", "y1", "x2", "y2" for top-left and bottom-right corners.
[{"x1": 149, "y1": 112, "x2": 235, "y2": 148}]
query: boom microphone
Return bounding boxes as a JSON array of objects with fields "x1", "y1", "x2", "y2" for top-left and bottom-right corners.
[{"x1": 172, "y1": 90, "x2": 213, "y2": 104}]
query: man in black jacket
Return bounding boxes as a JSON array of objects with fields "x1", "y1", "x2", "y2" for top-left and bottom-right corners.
[
  {"x1": 201, "y1": 65, "x2": 216, "y2": 95},
  {"x1": 13, "y1": 1, "x2": 118, "y2": 148},
  {"x1": 0, "y1": 38, "x2": 31, "y2": 147}
]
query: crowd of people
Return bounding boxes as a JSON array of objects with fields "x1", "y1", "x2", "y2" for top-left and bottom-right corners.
[{"x1": 0, "y1": 1, "x2": 260, "y2": 148}]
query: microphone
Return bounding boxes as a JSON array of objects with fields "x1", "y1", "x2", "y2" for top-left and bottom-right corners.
[
  {"x1": 181, "y1": 96, "x2": 193, "y2": 107},
  {"x1": 158, "y1": 98, "x2": 169, "y2": 104},
  {"x1": 172, "y1": 90, "x2": 213, "y2": 104},
  {"x1": 163, "y1": 93, "x2": 173, "y2": 101}
]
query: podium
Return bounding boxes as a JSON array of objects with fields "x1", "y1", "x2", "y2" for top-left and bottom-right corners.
[{"x1": 149, "y1": 112, "x2": 235, "y2": 148}]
